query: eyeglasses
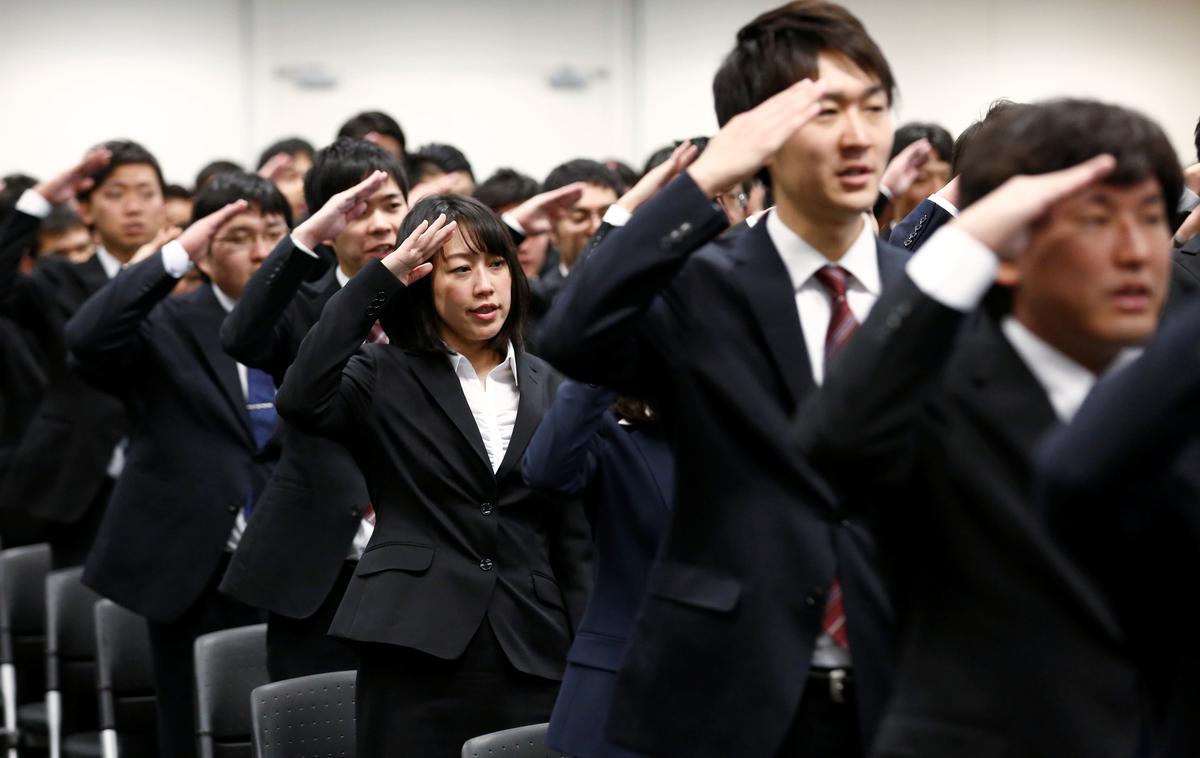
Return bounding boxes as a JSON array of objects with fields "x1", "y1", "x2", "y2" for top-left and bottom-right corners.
[{"x1": 213, "y1": 229, "x2": 288, "y2": 251}]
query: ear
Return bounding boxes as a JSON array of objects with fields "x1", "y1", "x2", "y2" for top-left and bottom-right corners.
[
  {"x1": 194, "y1": 251, "x2": 214, "y2": 279},
  {"x1": 995, "y1": 258, "x2": 1020, "y2": 288}
]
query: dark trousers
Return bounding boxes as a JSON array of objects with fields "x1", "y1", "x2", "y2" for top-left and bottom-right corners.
[
  {"x1": 357, "y1": 619, "x2": 560, "y2": 758},
  {"x1": 777, "y1": 672, "x2": 863, "y2": 758},
  {"x1": 266, "y1": 560, "x2": 358, "y2": 681},
  {"x1": 146, "y1": 554, "x2": 261, "y2": 758}
]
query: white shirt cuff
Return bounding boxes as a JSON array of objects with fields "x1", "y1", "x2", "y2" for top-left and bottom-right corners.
[
  {"x1": 602, "y1": 204, "x2": 631, "y2": 227},
  {"x1": 291, "y1": 235, "x2": 319, "y2": 258},
  {"x1": 929, "y1": 193, "x2": 959, "y2": 218},
  {"x1": 15, "y1": 189, "x2": 52, "y2": 219},
  {"x1": 160, "y1": 240, "x2": 194, "y2": 278},
  {"x1": 501, "y1": 212, "x2": 525, "y2": 236},
  {"x1": 878, "y1": 184, "x2": 894, "y2": 200},
  {"x1": 905, "y1": 225, "x2": 998, "y2": 312}
]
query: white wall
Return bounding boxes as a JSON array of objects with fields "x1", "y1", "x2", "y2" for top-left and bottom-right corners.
[{"x1": 2, "y1": 0, "x2": 1197, "y2": 187}]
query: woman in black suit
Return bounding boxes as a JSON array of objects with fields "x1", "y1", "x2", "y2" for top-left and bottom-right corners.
[{"x1": 276, "y1": 195, "x2": 590, "y2": 757}]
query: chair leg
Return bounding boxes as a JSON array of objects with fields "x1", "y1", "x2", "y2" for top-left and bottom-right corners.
[
  {"x1": 0, "y1": 664, "x2": 14, "y2": 758},
  {"x1": 100, "y1": 728, "x2": 119, "y2": 758},
  {"x1": 46, "y1": 689, "x2": 61, "y2": 758}
]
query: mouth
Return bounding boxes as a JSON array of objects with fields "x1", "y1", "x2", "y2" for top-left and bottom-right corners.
[
  {"x1": 1110, "y1": 283, "x2": 1153, "y2": 312},
  {"x1": 123, "y1": 223, "x2": 145, "y2": 235},
  {"x1": 469, "y1": 304, "x2": 501, "y2": 322},
  {"x1": 835, "y1": 164, "x2": 874, "y2": 189},
  {"x1": 365, "y1": 241, "x2": 395, "y2": 259}
]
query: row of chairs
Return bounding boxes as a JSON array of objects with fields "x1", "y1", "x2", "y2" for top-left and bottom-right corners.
[{"x1": 0, "y1": 544, "x2": 562, "y2": 757}]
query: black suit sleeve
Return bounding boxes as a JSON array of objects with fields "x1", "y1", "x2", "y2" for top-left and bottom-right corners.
[
  {"x1": 523, "y1": 379, "x2": 613, "y2": 499},
  {"x1": 888, "y1": 197, "x2": 954, "y2": 252},
  {"x1": 537, "y1": 173, "x2": 728, "y2": 394},
  {"x1": 275, "y1": 259, "x2": 400, "y2": 440},
  {"x1": 792, "y1": 276, "x2": 967, "y2": 498},
  {"x1": 64, "y1": 251, "x2": 177, "y2": 383},
  {"x1": 0, "y1": 209, "x2": 42, "y2": 301},
  {"x1": 220, "y1": 235, "x2": 319, "y2": 376}
]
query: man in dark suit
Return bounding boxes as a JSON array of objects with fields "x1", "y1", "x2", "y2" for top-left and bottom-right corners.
[
  {"x1": 65, "y1": 174, "x2": 291, "y2": 758},
  {"x1": 793, "y1": 100, "x2": 1180, "y2": 757},
  {"x1": 0, "y1": 142, "x2": 166, "y2": 566},
  {"x1": 218, "y1": 138, "x2": 410, "y2": 681},
  {"x1": 539, "y1": 4, "x2": 907, "y2": 754}
]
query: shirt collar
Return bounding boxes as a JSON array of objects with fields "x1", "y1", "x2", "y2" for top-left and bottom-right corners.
[
  {"x1": 1000, "y1": 316, "x2": 1140, "y2": 422},
  {"x1": 93, "y1": 245, "x2": 123, "y2": 280},
  {"x1": 765, "y1": 211, "x2": 880, "y2": 296},
  {"x1": 335, "y1": 266, "x2": 351, "y2": 288},
  {"x1": 211, "y1": 282, "x2": 238, "y2": 314},
  {"x1": 446, "y1": 341, "x2": 519, "y2": 387}
]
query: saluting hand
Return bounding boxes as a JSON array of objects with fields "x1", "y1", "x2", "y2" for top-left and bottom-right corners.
[
  {"x1": 293, "y1": 170, "x2": 389, "y2": 251},
  {"x1": 881, "y1": 138, "x2": 932, "y2": 197},
  {"x1": 34, "y1": 147, "x2": 113, "y2": 206},
  {"x1": 382, "y1": 213, "x2": 458, "y2": 286},
  {"x1": 617, "y1": 141, "x2": 700, "y2": 215},
  {"x1": 507, "y1": 181, "x2": 587, "y2": 235},
  {"x1": 177, "y1": 200, "x2": 249, "y2": 263}
]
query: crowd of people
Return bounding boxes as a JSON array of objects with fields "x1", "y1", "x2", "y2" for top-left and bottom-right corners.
[{"x1": 2, "y1": 1, "x2": 1200, "y2": 756}]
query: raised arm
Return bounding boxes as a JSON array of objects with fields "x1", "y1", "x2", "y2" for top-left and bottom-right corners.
[
  {"x1": 275, "y1": 214, "x2": 456, "y2": 437},
  {"x1": 523, "y1": 379, "x2": 617, "y2": 499}
]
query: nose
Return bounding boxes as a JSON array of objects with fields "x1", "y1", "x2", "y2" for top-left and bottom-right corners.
[
  {"x1": 366, "y1": 206, "x2": 391, "y2": 233},
  {"x1": 473, "y1": 265, "x2": 497, "y2": 296},
  {"x1": 250, "y1": 235, "x2": 272, "y2": 262},
  {"x1": 1115, "y1": 216, "x2": 1154, "y2": 266},
  {"x1": 840, "y1": 108, "x2": 870, "y2": 149},
  {"x1": 586, "y1": 211, "x2": 603, "y2": 238}
]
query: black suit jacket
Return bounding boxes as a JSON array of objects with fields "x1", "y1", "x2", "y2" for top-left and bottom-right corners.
[
  {"x1": 217, "y1": 237, "x2": 369, "y2": 619},
  {"x1": 275, "y1": 260, "x2": 591, "y2": 681},
  {"x1": 0, "y1": 209, "x2": 126, "y2": 525},
  {"x1": 794, "y1": 278, "x2": 1143, "y2": 758},
  {"x1": 887, "y1": 197, "x2": 954, "y2": 251},
  {"x1": 1037, "y1": 294, "x2": 1200, "y2": 758},
  {"x1": 538, "y1": 174, "x2": 902, "y2": 757},
  {"x1": 65, "y1": 253, "x2": 278, "y2": 623}
]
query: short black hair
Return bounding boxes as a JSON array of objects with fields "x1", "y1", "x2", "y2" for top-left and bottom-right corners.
[
  {"x1": 303, "y1": 137, "x2": 410, "y2": 214},
  {"x1": 959, "y1": 99, "x2": 1182, "y2": 221},
  {"x1": 191, "y1": 171, "x2": 293, "y2": 228},
  {"x1": 408, "y1": 143, "x2": 475, "y2": 183},
  {"x1": 542, "y1": 159, "x2": 624, "y2": 195},
  {"x1": 642, "y1": 137, "x2": 711, "y2": 177},
  {"x1": 337, "y1": 111, "x2": 406, "y2": 156},
  {"x1": 0, "y1": 173, "x2": 38, "y2": 223},
  {"x1": 474, "y1": 168, "x2": 540, "y2": 213},
  {"x1": 951, "y1": 99, "x2": 1027, "y2": 177},
  {"x1": 39, "y1": 206, "x2": 86, "y2": 236},
  {"x1": 194, "y1": 160, "x2": 243, "y2": 191},
  {"x1": 257, "y1": 137, "x2": 315, "y2": 170},
  {"x1": 163, "y1": 183, "x2": 192, "y2": 201},
  {"x1": 712, "y1": 1, "x2": 895, "y2": 128},
  {"x1": 890, "y1": 122, "x2": 954, "y2": 162},
  {"x1": 1194, "y1": 115, "x2": 1199, "y2": 163},
  {"x1": 385, "y1": 194, "x2": 529, "y2": 354},
  {"x1": 79, "y1": 140, "x2": 164, "y2": 202}
]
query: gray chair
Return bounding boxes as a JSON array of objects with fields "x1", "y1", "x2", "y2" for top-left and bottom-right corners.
[
  {"x1": 45, "y1": 568, "x2": 102, "y2": 758},
  {"x1": 194, "y1": 624, "x2": 268, "y2": 758},
  {"x1": 1, "y1": 544, "x2": 51, "y2": 757},
  {"x1": 93, "y1": 599, "x2": 157, "y2": 758},
  {"x1": 250, "y1": 670, "x2": 355, "y2": 758},
  {"x1": 461, "y1": 723, "x2": 563, "y2": 758}
]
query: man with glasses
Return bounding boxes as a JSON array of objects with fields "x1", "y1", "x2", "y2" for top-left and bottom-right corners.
[{"x1": 64, "y1": 172, "x2": 289, "y2": 758}]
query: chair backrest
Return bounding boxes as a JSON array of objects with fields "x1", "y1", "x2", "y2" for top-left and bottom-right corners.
[
  {"x1": 0, "y1": 545, "x2": 50, "y2": 704},
  {"x1": 94, "y1": 599, "x2": 157, "y2": 758},
  {"x1": 460, "y1": 723, "x2": 561, "y2": 758},
  {"x1": 250, "y1": 670, "x2": 355, "y2": 758},
  {"x1": 45, "y1": 567, "x2": 100, "y2": 735},
  {"x1": 194, "y1": 624, "x2": 268, "y2": 758}
]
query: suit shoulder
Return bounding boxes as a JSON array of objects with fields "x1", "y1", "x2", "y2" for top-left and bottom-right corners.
[{"x1": 686, "y1": 234, "x2": 740, "y2": 273}]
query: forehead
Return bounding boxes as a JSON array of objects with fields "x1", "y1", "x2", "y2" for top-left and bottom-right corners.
[
  {"x1": 369, "y1": 177, "x2": 403, "y2": 201},
  {"x1": 98, "y1": 163, "x2": 160, "y2": 188},
  {"x1": 816, "y1": 51, "x2": 884, "y2": 100},
  {"x1": 218, "y1": 209, "x2": 287, "y2": 232},
  {"x1": 575, "y1": 183, "x2": 617, "y2": 209},
  {"x1": 1055, "y1": 177, "x2": 1164, "y2": 211}
]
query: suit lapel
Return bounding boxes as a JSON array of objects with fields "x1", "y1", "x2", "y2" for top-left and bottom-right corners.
[
  {"x1": 495, "y1": 353, "x2": 545, "y2": 481},
  {"x1": 631, "y1": 428, "x2": 674, "y2": 512},
  {"x1": 406, "y1": 350, "x2": 492, "y2": 473},
  {"x1": 730, "y1": 221, "x2": 813, "y2": 407},
  {"x1": 177, "y1": 287, "x2": 253, "y2": 442}
]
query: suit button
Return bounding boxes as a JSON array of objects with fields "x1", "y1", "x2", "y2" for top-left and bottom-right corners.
[
  {"x1": 349, "y1": 508, "x2": 360, "y2": 518},
  {"x1": 480, "y1": 502, "x2": 493, "y2": 516},
  {"x1": 479, "y1": 558, "x2": 494, "y2": 572},
  {"x1": 805, "y1": 587, "x2": 826, "y2": 607},
  {"x1": 227, "y1": 503, "x2": 239, "y2": 514}
]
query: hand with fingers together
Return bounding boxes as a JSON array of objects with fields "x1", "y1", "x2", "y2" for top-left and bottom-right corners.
[
  {"x1": 952, "y1": 154, "x2": 1117, "y2": 260},
  {"x1": 257, "y1": 152, "x2": 294, "y2": 184},
  {"x1": 34, "y1": 147, "x2": 113, "y2": 206},
  {"x1": 292, "y1": 170, "x2": 390, "y2": 251},
  {"x1": 383, "y1": 213, "x2": 459, "y2": 286},
  {"x1": 177, "y1": 200, "x2": 249, "y2": 264},
  {"x1": 881, "y1": 138, "x2": 933, "y2": 197},
  {"x1": 687, "y1": 78, "x2": 826, "y2": 197},
  {"x1": 617, "y1": 142, "x2": 701, "y2": 215},
  {"x1": 129, "y1": 225, "x2": 183, "y2": 266},
  {"x1": 507, "y1": 182, "x2": 587, "y2": 235}
]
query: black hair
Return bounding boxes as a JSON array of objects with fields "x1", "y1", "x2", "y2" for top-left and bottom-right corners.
[
  {"x1": 951, "y1": 99, "x2": 1027, "y2": 177},
  {"x1": 408, "y1": 143, "x2": 475, "y2": 183},
  {"x1": 0, "y1": 174, "x2": 38, "y2": 224},
  {"x1": 257, "y1": 137, "x2": 315, "y2": 170},
  {"x1": 606, "y1": 160, "x2": 638, "y2": 191},
  {"x1": 194, "y1": 160, "x2": 243, "y2": 191},
  {"x1": 39, "y1": 206, "x2": 86, "y2": 236},
  {"x1": 79, "y1": 140, "x2": 165, "y2": 201},
  {"x1": 890, "y1": 122, "x2": 954, "y2": 162},
  {"x1": 191, "y1": 171, "x2": 293, "y2": 228},
  {"x1": 712, "y1": 1, "x2": 896, "y2": 129},
  {"x1": 303, "y1": 137, "x2": 411, "y2": 214},
  {"x1": 474, "y1": 168, "x2": 540, "y2": 213},
  {"x1": 642, "y1": 137, "x2": 711, "y2": 177},
  {"x1": 542, "y1": 159, "x2": 624, "y2": 195},
  {"x1": 959, "y1": 99, "x2": 1182, "y2": 221},
  {"x1": 1194, "y1": 115, "x2": 1199, "y2": 163},
  {"x1": 163, "y1": 183, "x2": 192, "y2": 201},
  {"x1": 384, "y1": 195, "x2": 529, "y2": 354},
  {"x1": 337, "y1": 111, "x2": 407, "y2": 156}
]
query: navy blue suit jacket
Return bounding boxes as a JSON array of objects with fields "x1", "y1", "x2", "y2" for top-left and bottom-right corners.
[
  {"x1": 524, "y1": 380, "x2": 673, "y2": 758},
  {"x1": 888, "y1": 197, "x2": 954, "y2": 251}
]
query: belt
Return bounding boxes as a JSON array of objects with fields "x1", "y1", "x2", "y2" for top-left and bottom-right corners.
[{"x1": 808, "y1": 667, "x2": 853, "y2": 705}]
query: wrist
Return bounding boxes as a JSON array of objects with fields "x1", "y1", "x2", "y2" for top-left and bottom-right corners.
[
  {"x1": 291, "y1": 222, "x2": 322, "y2": 252},
  {"x1": 686, "y1": 164, "x2": 725, "y2": 198}
]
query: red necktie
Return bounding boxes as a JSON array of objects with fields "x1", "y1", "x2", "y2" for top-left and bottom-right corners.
[
  {"x1": 813, "y1": 265, "x2": 858, "y2": 650},
  {"x1": 362, "y1": 321, "x2": 388, "y2": 525}
]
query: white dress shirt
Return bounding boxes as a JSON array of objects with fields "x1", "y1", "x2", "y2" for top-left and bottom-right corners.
[{"x1": 447, "y1": 342, "x2": 520, "y2": 473}]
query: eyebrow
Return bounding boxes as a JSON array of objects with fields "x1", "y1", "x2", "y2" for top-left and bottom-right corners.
[{"x1": 821, "y1": 85, "x2": 887, "y2": 104}]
